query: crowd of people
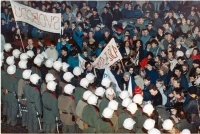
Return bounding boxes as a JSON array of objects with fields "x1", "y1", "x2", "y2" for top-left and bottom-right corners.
[{"x1": 1, "y1": 0, "x2": 200, "y2": 133}]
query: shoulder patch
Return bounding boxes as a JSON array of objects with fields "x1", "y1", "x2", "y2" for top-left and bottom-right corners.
[
  {"x1": 95, "y1": 108, "x2": 99, "y2": 113},
  {"x1": 116, "y1": 113, "x2": 119, "y2": 117},
  {"x1": 14, "y1": 75, "x2": 18, "y2": 79},
  {"x1": 109, "y1": 122, "x2": 113, "y2": 127},
  {"x1": 52, "y1": 94, "x2": 56, "y2": 98},
  {"x1": 35, "y1": 87, "x2": 39, "y2": 92},
  {"x1": 71, "y1": 96, "x2": 75, "y2": 100}
]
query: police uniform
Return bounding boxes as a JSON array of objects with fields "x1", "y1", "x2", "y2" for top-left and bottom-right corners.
[
  {"x1": 58, "y1": 93, "x2": 76, "y2": 133},
  {"x1": 117, "y1": 128, "x2": 135, "y2": 133},
  {"x1": 48, "y1": 68, "x2": 61, "y2": 82},
  {"x1": 110, "y1": 111, "x2": 119, "y2": 132},
  {"x1": 82, "y1": 105, "x2": 100, "y2": 133},
  {"x1": 73, "y1": 87, "x2": 87, "y2": 105},
  {"x1": 88, "y1": 83, "x2": 96, "y2": 93},
  {"x1": 31, "y1": 66, "x2": 42, "y2": 78},
  {"x1": 15, "y1": 67, "x2": 23, "y2": 80},
  {"x1": 76, "y1": 99, "x2": 88, "y2": 132},
  {"x1": 18, "y1": 78, "x2": 28, "y2": 128},
  {"x1": 41, "y1": 82, "x2": 47, "y2": 95},
  {"x1": 71, "y1": 76, "x2": 81, "y2": 87},
  {"x1": 59, "y1": 81, "x2": 71, "y2": 93},
  {"x1": 174, "y1": 119, "x2": 193, "y2": 131},
  {"x1": 42, "y1": 90, "x2": 59, "y2": 133},
  {"x1": 96, "y1": 118, "x2": 115, "y2": 133},
  {"x1": 24, "y1": 83, "x2": 42, "y2": 133},
  {"x1": 99, "y1": 97, "x2": 110, "y2": 115},
  {"x1": 2, "y1": 73, "x2": 18, "y2": 126},
  {"x1": 1, "y1": 68, "x2": 8, "y2": 122}
]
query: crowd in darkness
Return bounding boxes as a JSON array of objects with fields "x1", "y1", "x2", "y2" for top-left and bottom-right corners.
[{"x1": 1, "y1": 1, "x2": 200, "y2": 133}]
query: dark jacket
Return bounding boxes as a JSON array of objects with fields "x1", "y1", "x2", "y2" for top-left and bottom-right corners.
[
  {"x1": 151, "y1": 91, "x2": 163, "y2": 107},
  {"x1": 113, "y1": 9, "x2": 122, "y2": 21},
  {"x1": 101, "y1": 12, "x2": 113, "y2": 28},
  {"x1": 89, "y1": 14, "x2": 101, "y2": 28},
  {"x1": 180, "y1": 74, "x2": 189, "y2": 90},
  {"x1": 145, "y1": 69, "x2": 159, "y2": 85}
]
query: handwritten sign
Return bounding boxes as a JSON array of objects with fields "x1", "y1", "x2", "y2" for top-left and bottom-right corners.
[
  {"x1": 11, "y1": 1, "x2": 61, "y2": 33},
  {"x1": 92, "y1": 38, "x2": 122, "y2": 69}
]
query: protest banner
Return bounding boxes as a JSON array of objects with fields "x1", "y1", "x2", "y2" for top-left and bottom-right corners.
[
  {"x1": 78, "y1": 54, "x2": 86, "y2": 73},
  {"x1": 10, "y1": 1, "x2": 61, "y2": 33},
  {"x1": 103, "y1": 67, "x2": 121, "y2": 93},
  {"x1": 92, "y1": 38, "x2": 122, "y2": 69}
]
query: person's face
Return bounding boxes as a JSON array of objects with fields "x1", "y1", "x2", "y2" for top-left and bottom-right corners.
[
  {"x1": 107, "y1": 94, "x2": 114, "y2": 100},
  {"x1": 125, "y1": 42, "x2": 129, "y2": 47},
  {"x1": 66, "y1": 8, "x2": 70, "y2": 13},
  {"x1": 124, "y1": 36, "x2": 128, "y2": 41},
  {"x1": 50, "y1": 44, "x2": 55, "y2": 49},
  {"x1": 154, "y1": 56, "x2": 159, "y2": 62},
  {"x1": 72, "y1": 23, "x2": 75, "y2": 28},
  {"x1": 168, "y1": 12, "x2": 173, "y2": 17},
  {"x1": 52, "y1": 8, "x2": 56, "y2": 13},
  {"x1": 151, "y1": 43, "x2": 157, "y2": 48},
  {"x1": 128, "y1": 4, "x2": 132, "y2": 9},
  {"x1": 129, "y1": 68, "x2": 134, "y2": 74},
  {"x1": 4, "y1": 9, "x2": 8, "y2": 14},
  {"x1": 173, "y1": 91, "x2": 180, "y2": 99},
  {"x1": 191, "y1": 11, "x2": 195, "y2": 16},
  {"x1": 42, "y1": 5, "x2": 46, "y2": 10},
  {"x1": 147, "y1": 24, "x2": 152, "y2": 30},
  {"x1": 1, "y1": 19, "x2": 5, "y2": 24},
  {"x1": 133, "y1": 36, "x2": 137, "y2": 41},
  {"x1": 171, "y1": 109, "x2": 177, "y2": 115},
  {"x1": 158, "y1": 28, "x2": 163, "y2": 34},
  {"x1": 193, "y1": 63, "x2": 199, "y2": 68},
  {"x1": 28, "y1": 39, "x2": 33, "y2": 45},
  {"x1": 173, "y1": 80, "x2": 180, "y2": 88},
  {"x1": 143, "y1": 30, "x2": 149, "y2": 36},
  {"x1": 144, "y1": 79, "x2": 150, "y2": 86},
  {"x1": 175, "y1": 70, "x2": 181, "y2": 77},
  {"x1": 61, "y1": 38, "x2": 66, "y2": 43},
  {"x1": 104, "y1": 32, "x2": 109, "y2": 37},
  {"x1": 2, "y1": 2, "x2": 6, "y2": 7},
  {"x1": 156, "y1": 82, "x2": 162, "y2": 88},
  {"x1": 192, "y1": 50, "x2": 198, "y2": 56},
  {"x1": 93, "y1": 11, "x2": 97, "y2": 15},
  {"x1": 178, "y1": 59, "x2": 184, "y2": 65},
  {"x1": 182, "y1": 66, "x2": 188, "y2": 73},
  {"x1": 187, "y1": 19, "x2": 191, "y2": 25},
  {"x1": 136, "y1": 41, "x2": 141, "y2": 48},
  {"x1": 159, "y1": 70, "x2": 164, "y2": 76},
  {"x1": 64, "y1": 22, "x2": 68, "y2": 28},
  {"x1": 149, "y1": 89, "x2": 157, "y2": 96},
  {"x1": 196, "y1": 67, "x2": 200, "y2": 75},
  {"x1": 86, "y1": 63, "x2": 92, "y2": 70},
  {"x1": 161, "y1": 51, "x2": 166, "y2": 57},
  {"x1": 168, "y1": 52, "x2": 173, "y2": 59},
  {"x1": 180, "y1": 14, "x2": 184, "y2": 18},
  {"x1": 78, "y1": 26, "x2": 82, "y2": 31},
  {"x1": 103, "y1": 8, "x2": 108, "y2": 13},
  {"x1": 115, "y1": 5, "x2": 119, "y2": 9},
  {"x1": 83, "y1": 51, "x2": 88, "y2": 57},
  {"x1": 146, "y1": 64, "x2": 152, "y2": 71},
  {"x1": 61, "y1": 50, "x2": 67, "y2": 56},
  {"x1": 189, "y1": 76, "x2": 195, "y2": 83},
  {"x1": 154, "y1": 13, "x2": 158, "y2": 18},
  {"x1": 123, "y1": 75, "x2": 130, "y2": 82},
  {"x1": 140, "y1": 18, "x2": 144, "y2": 24}
]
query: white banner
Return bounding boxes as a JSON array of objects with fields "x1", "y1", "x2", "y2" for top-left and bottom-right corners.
[
  {"x1": 10, "y1": 1, "x2": 61, "y2": 33},
  {"x1": 78, "y1": 54, "x2": 86, "y2": 73},
  {"x1": 103, "y1": 67, "x2": 121, "y2": 93},
  {"x1": 92, "y1": 38, "x2": 122, "y2": 69}
]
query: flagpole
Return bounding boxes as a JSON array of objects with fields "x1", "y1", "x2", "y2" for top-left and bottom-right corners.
[{"x1": 15, "y1": 21, "x2": 25, "y2": 52}]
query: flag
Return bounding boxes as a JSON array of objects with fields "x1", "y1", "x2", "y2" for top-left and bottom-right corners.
[
  {"x1": 78, "y1": 54, "x2": 86, "y2": 73},
  {"x1": 103, "y1": 67, "x2": 121, "y2": 93},
  {"x1": 128, "y1": 77, "x2": 133, "y2": 97}
]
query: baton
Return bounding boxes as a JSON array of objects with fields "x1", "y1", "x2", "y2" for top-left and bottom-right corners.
[
  {"x1": 36, "y1": 112, "x2": 43, "y2": 132},
  {"x1": 18, "y1": 99, "x2": 22, "y2": 118},
  {"x1": 56, "y1": 117, "x2": 59, "y2": 133}
]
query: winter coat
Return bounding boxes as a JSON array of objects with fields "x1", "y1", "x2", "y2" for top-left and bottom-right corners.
[{"x1": 73, "y1": 30, "x2": 84, "y2": 49}]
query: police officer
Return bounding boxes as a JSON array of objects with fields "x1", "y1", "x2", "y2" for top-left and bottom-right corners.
[
  {"x1": 18, "y1": 69, "x2": 32, "y2": 129},
  {"x1": 73, "y1": 78, "x2": 90, "y2": 105},
  {"x1": 32, "y1": 56, "x2": 43, "y2": 78},
  {"x1": 2, "y1": 65, "x2": 18, "y2": 126},
  {"x1": 82, "y1": 94, "x2": 99, "y2": 133},
  {"x1": 59, "y1": 72, "x2": 74, "y2": 93},
  {"x1": 117, "y1": 118, "x2": 136, "y2": 133},
  {"x1": 94, "y1": 87, "x2": 105, "y2": 107},
  {"x1": 41, "y1": 73, "x2": 56, "y2": 94},
  {"x1": 117, "y1": 90, "x2": 131, "y2": 114},
  {"x1": 24, "y1": 74, "x2": 42, "y2": 133},
  {"x1": 86, "y1": 73, "x2": 96, "y2": 93},
  {"x1": 108, "y1": 100, "x2": 119, "y2": 132},
  {"x1": 76, "y1": 90, "x2": 93, "y2": 132},
  {"x1": 42, "y1": 80, "x2": 59, "y2": 133},
  {"x1": 71, "y1": 66, "x2": 82, "y2": 87},
  {"x1": 58, "y1": 84, "x2": 76, "y2": 133}
]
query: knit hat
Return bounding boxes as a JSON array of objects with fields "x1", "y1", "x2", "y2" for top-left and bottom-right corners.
[
  {"x1": 123, "y1": 72, "x2": 130, "y2": 77},
  {"x1": 117, "y1": 28, "x2": 123, "y2": 33},
  {"x1": 147, "y1": 60, "x2": 155, "y2": 66},
  {"x1": 93, "y1": 7, "x2": 97, "y2": 12},
  {"x1": 193, "y1": 59, "x2": 200, "y2": 65},
  {"x1": 134, "y1": 86, "x2": 142, "y2": 95}
]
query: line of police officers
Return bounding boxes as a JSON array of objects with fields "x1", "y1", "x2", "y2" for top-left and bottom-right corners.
[{"x1": 1, "y1": 43, "x2": 199, "y2": 133}]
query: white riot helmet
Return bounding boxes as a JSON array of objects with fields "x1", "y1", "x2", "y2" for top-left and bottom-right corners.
[
  {"x1": 20, "y1": 53, "x2": 29, "y2": 60},
  {"x1": 122, "y1": 98, "x2": 132, "y2": 108},
  {"x1": 47, "y1": 81, "x2": 57, "y2": 91},
  {"x1": 27, "y1": 50, "x2": 35, "y2": 58},
  {"x1": 87, "y1": 94, "x2": 98, "y2": 106},
  {"x1": 73, "y1": 67, "x2": 82, "y2": 76},
  {"x1": 7, "y1": 65, "x2": 16, "y2": 75},
  {"x1": 101, "y1": 77, "x2": 111, "y2": 88},
  {"x1": 62, "y1": 62, "x2": 69, "y2": 72},
  {"x1": 22, "y1": 69, "x2": 32, "y2": 80},
  {"x1": 119, "y1": 90, "x2": 130, "y2": 100},
  {"x1": 30, "y1": 74, "x2": 41, "y2": 85},
  {"x1": 86, "y1": 73, "x2": 95, "y2": 83},
  {"x1": 102, "y1": 107, "x2": 114, "y2": 119},
  {"x1": 4, "y1": 43, "x2": 12, "y2": 52},
  {"x1": 123, "y1": 118, "x2": 136, "y2": 130},
  {"x1": 63, "y1": 72, "x2": 74, "y2": 82},
  {"x1": 45, "y1": 73, "x2": 56, "y2": 83},
  {"x1": 12, "y1": 49, "x2": 21, "y2": 58},
  {"x1": 64, "y1": 84, "x2": 75, "y2": 95},
  {"x1": 105, "y1": 88, "x2": 115, "y2": 97},
  {"x1": 45, "y1": 59, "x2": 54, "y2": 68},
  {"x1": 143, "y1": 119, "x2": 155, "y2": 130},
  {"x1": 95, "y1": 87, "x2": 105, "y2": 97},
  {"x1": 36, "y1": 54, "x2": 44, "y2": 60},
  {"x1": 148, "y1": 128, "x2": 161, "y2": 134},
  {"x1": 162, "y1": 119, "x2": 174, "y2": 131},
  {"x1": 143, "y1": 103, "x2": 154, "y2": 116},
  {"x1": 108, "y1": 100, "x2": 118, "y2": 111},
  {"x1": 6, "y1": 56, "x2": 15, "y2": 65},
  {"x1": 83, "y1": 90, "x2": 93, "y2": 100},
  {"x1": 41, "y1": 52, "x2": 48, "y2": 59},
  {"x1": 18, "y1": 60, "x2": 28, "y2": 69},
  {"x1": 127, "y1": 103, "x2": 138, "y2": 115},
  {"x1": 34, "y1": 56, "x2": 43, "y2": 66},
  {"x1": 133, "y1": 94, "x2": 143, "y2": 105},
  {"x1": 53, "y1": 61, "x2": 63, "y2": 71},
  {"x1": 80, "y1": 78, "x2": 89, "y2": 88},
  {"x1": 180, "y1": 129, "x2": 191, "y2": 134}
]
